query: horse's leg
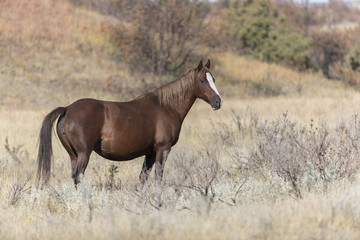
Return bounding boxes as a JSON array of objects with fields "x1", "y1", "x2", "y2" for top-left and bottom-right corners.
[
  {"x1": 70, "y1": 156, "x2": 78, "y2": 184},
  {"x1": 57, "y1": 120, "x2": 80, "y2": 184},
  {"x1": 139, "y1": 153, "x2": 156, "y2": 185},
  {"x1": 154, "y1": 146, "x2": 171, "y2": 186},
  {"x1": 73, "y1": 151, "x2": 91, "y2": 185}
]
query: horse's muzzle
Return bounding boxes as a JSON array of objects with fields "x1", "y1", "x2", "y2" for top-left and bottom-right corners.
[{"x1": 210, "y1": 95, "x2": 222, "y2": 110}]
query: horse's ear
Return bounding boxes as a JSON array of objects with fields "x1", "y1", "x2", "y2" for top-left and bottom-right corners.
[
  {"x1": 205, "y1": 59, "x2": 210, "y2": 69},
  {"x1": 197, "y1": 60, "x2": 203, "y2": 71}
]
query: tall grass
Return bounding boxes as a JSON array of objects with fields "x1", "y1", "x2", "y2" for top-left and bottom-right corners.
[{"x1": 2, "y1": 99, "x2": 360, "y2": 239}]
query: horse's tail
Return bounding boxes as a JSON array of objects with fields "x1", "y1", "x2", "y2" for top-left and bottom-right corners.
[{"x1": 37, "y1": 107, "x2": 66, "y2": 185}]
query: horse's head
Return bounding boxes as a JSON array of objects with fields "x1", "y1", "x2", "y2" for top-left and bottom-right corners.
[{"x1": 194, "y1": 59, "x2": 222, "y2": 110}]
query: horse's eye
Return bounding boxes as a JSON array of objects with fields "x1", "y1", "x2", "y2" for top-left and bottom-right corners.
[{"x1": 200, "y1": 79, "x2": 206, "y2": 84}]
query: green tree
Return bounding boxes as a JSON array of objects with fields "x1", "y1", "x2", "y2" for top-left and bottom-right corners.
[
  {"x1": 228, "y1": 0, "x2": 273, "y2": 56},
  {"x1": 270, "y1": 20, "x2": 311, "y2": 69},
  {"x1": 227, "y1": 0, "x2": 311, "y2": 69}
]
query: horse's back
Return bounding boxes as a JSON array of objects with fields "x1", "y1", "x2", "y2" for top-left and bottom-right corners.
[
  {"x1": 66, "y1": 98, "x2": 106, "y2": 127},
  {"x1": 67, "y1": 97, "x2": 103, "y2": 111}
]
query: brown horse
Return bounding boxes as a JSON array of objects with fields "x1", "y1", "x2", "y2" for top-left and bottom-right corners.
[{"x1": 37, "y1": 59, "x2": 222, "y2": 186}]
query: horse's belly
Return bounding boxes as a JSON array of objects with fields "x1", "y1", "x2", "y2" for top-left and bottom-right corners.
[
  {"x1": 95, "y1": 150, "x2": 146, "y2": 161},
  {"x1": 95, "y1": 137, "x2": 153, "y2": 161}
]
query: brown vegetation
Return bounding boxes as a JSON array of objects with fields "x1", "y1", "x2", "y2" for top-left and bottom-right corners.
[{"x1": 2, "y1": 0, "x2": 360, "y2": 239}]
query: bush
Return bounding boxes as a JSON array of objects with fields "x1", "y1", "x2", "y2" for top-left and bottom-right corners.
[
  {"x1": 245, "y1": 112, "x2": 360, "y2": 198},
  {"x1": 248, "y1": 113, "x2": 310, "y2": 198}
]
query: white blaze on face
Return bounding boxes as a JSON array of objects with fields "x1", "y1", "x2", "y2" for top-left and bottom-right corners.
[{"x1": 206, "y1": 72, "x2": 221, "y2": 98}]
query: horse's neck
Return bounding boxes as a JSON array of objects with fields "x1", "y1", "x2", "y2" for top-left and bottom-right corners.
[
  {"x1": 171, "y1": 92, "x2": 196, "y2": 122},
  {"x1": 159, "y1": 72, "x2": 197, "y2": 121}
]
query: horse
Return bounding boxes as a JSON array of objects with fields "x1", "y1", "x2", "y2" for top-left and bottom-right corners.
[{"x1": 37, "y1": 59, "x2": 222, "y2": 186}]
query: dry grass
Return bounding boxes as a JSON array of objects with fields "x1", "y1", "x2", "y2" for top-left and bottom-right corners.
[
  {"x1": 0, "y1": 0, "x2": 110, "y2": 50},
  {"x1": 0, "y1": 0, "x2": 142, "y2": 109},
  {"x1": 213, "y1": 51, "x2": 352, "y2": 98},
  {"x1": 3, "y1": 0, "x2": 360, "y2": 239},
  {"x1": 2, "y1": 97, "x2": 360, "y2": 239}
]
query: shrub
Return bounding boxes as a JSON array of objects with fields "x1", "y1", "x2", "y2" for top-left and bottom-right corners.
[
  {"x1": 243, "y1": 112, "x2": 360, "y2": 198},
  {"x1": 248, "y1": 113, "x2": 309, "y2": 198},
  {"x1": 169, "y1": 146, "x2": 221, "y2": 213}
]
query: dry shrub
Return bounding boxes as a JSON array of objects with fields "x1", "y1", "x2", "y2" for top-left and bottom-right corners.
[
  {"x1": 328, "y1": 116, "x2": 360, "y2": 181},
  {"x1": 3, "y1": 137, "x2": 33, "y2": 206},
  {"x1": 168, "y1": 146, "x2": 221, "y2": 213},
  {"x1": 212, "y1": 107, "x2": 259, "y2": 147},
  {"x1": 231, "y1": 107, "x2": 259, "y2": 140},
  {"x1": 92, "y1": 164, "x2": 122, "y2": 191},
  {"x1": 248, "y1": 112, "x2": 309, "y2": 198},
  {"x1": 302, "y1": 116, "x2": 360, "y2": 189},
  {"x1": 211, "y1": 120, "x2": 234, "y2": 145},
  {"x1": 7, "y1": 176, "x2": 31, "y2": 206},
  {"x1": 242, "y1": 111, "x2": 360, "y2": 198},
  {"x1": 4, "y1": 137, "x2": 29, "y2": 164}
]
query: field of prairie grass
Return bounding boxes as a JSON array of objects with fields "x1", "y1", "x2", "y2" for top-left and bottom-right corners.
[
  {"x1": 3, "y1": 96, "x2": 360, "y2": 239},
  {"x1": 3, "y1": 0, "x2": 360, "y2": 239}
]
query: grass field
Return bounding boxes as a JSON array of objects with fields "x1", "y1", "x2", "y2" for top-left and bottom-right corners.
[
  {"x1": 2, "y1": 0, "x2": 360, "y2": 239},
  {"x1": 2, "y1": 95, "x2": 360, "y2": 239}
]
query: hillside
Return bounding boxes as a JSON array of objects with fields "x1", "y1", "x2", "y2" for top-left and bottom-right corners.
[
  {"x1": 0, "y1": 0, "x2": 146, "y2": 108},
  {"x1": 0, "y1": 0, "x2": 354, "y2": 110}
]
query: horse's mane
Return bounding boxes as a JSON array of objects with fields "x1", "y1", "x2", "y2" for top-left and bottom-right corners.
[{"x1": 136, "y1": 69, "x2": 196, "y2": 108}]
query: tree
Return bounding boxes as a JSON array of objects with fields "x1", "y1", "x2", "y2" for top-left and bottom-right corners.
[
  {"x1": 309, "y1": 0, "x2": 354, "y2": 79},
  {"x1": 311, "y1": 31, "x2": 347, "y2": 79},
  {"x1": 343, "y1": 40, "x2": 360, "y2": 85},
  {"x1": 272, "y1": 21, "x2": 311, "y2": 70},
  {"x1": 227, "y1": 0, "x2": 273, "y2": 57},
  {"x1": 347, "y1": 42, "x2": 360, "y2": 73},
  {"x1": 113, "y1": 0, "x2": 208, "y2": 75},
  {"x1": 227, "y1": 0, "x2": 311, "y2": 69}
]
